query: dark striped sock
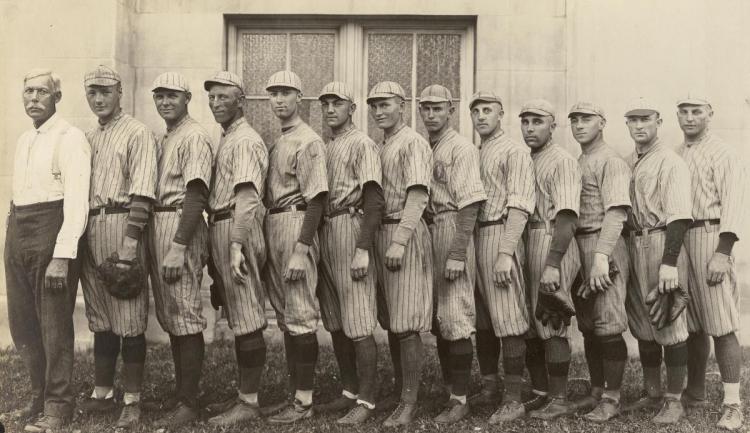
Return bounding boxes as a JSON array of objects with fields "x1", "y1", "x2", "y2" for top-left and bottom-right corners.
[
  {"x1": 354, "y1": 336, "x2": 378, "y2": 405},
  {"x1": 664, "y1": 341, "x2": 687, "y2": 395},
  {"x1": 292, "y1": 333, "x2": 318, "y2": 391},
  {"x1": 525, "y1": 337, "x2": 548, "y2": 393},
  {"x1": 475, "y1": 329, "x2": 500, "y2": 376},
  {"x1": 449, "y1": 338, "x2": 473, "y2": 398},
  {"x1": 398, "y1": 332, "x2": 423, "y2": 404},
  {"x1": 600, "y1": 334, "x2": 627, "y2": 391},
  {"x1": 331, "y1": 331, "x2": 358, "y2": 395},
  {"x1": 714, "y1": 333, "x2": 741, "y2": 383},
  {"x1": 236, "y1": 330, "x2": 266, "y2": 395},
  {"x1": 94, "y1": 331, "x2": 120, "y2": 388},
  {"x1": 436, "y1": 336, "x2": 451, "y2": 385},
  {"x1": 178, "y1": 333, "x2": 204, "y2": 408},
  {"x1": 583, "y1": 333, "x2": 604, "y2": 389},
  {"x1": 686, "y1": 332, "x2": 710, "y2": 399}
]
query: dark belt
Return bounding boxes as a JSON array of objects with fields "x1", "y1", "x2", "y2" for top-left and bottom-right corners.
[
  {"x1": 689, "y1": 218, "x2": 720, "y2": 229},
  {"x1": 382, "y1": 217, "x2": 401, "y2": 225},
  {"x1": 327, "y1": 207, "x2": 362, "y2": 218},
  {"x1": 575, "y1": 227, "x2": 601, "y2": 236},
  {"x1": 268, "y1": 204, "x2": 307, "y2": 215},
  {"x1": 623, "y1": 225, "x2": 667, "y2": 237},
  {"x1": 208, "y1": 209, "x2": 233, "y2": 224},
  {"x1": 478, "y1": 216, "x2": 507, "y2": 229},
  {"x1": 88, "y1": 207, "x2": 128, "y2": 217},
  {"x1": 153, "y1": 205, "x2": 180, "y2": 213},
  {"x1": 528, "y1": 220, "x2": 554, "y2": 230}
]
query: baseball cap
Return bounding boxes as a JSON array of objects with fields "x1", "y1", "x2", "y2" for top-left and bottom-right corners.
[
  {"x1": 266, "y1": 70, "x2": 302, "y2": 92},
  {"x1": 204, "y1": 71, "x2": 245, "y2": 93},
  {"x1": 84, "y1": 65, "x2": 121, "y2": 87},
  {"x1": 676, "y1": 94, "x2": 711, "y2": 107},
  {"x1": 624, "y1": 97, "x2": 659, "y2": 117},
  {"x1": 519, "y1": 99, "x2": 555, "y2": 119},
  {"x1": 367, "y1": 81, "x2": 406, "y2": 103},
  {"x1": 419, "y1": 84, "x2": 452, "y2": 104},
  {"x1": 469, "y1": 91, "x2": 503, "y2": 109},
  {"x1": 151, "y1": 72, "x2": 190, "y2": 92},
  {"x1": 568, "y1": 101, "x2": 605, "y2": 119},
  {"x1": 318, "y1": 81, "x2": 354, "y2": 101}
]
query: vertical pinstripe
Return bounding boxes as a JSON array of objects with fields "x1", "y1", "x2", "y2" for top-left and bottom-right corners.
[
  {"x1": 577, "y1": 144, "x2": 631, "y2": 231},
  {"x1": 379, "y1": 126, "x2": 433, "y2": 218},
  {"x1": 678, "y1": 133, "x2": 743, "y2": 337},
  {"x1": 324, "y1": 127, "x2": 382, "y2": 210},
  {"x1": 428, "y1": 129, "x2": 486, "y2": 214}
]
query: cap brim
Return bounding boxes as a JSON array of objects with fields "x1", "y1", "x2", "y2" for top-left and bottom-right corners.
[
  {"x1": 366, "y1": 92, "x2": 403, "y2": 103},
  {"x1": 624, "y1": 109, "x2": 658, "y2": 117},
  {"x1": 519, "y1": 109, "x2": 553, "y2": 117},
  {"x1": 419, "y1": 96, "x2": 450, "y2": 103},
  {"x1": 205, "y1": 79, "x2": 243, "y2": 92},
  {"x1": 469, "y1": 98, "x2": 500, "y2": 108},
  {"x1": 152, "y1": 84, "x2": 188, "y2": 92},
  {"x1": 676, "y1": 99, "x2": 710, "y2": 107},
  {"x1": 318, "y1": 92, "x2": 351, "y2": 101},
  {"x1": 85, "y1": 78, "x2": 120, "y2": 87},
  {"x1": 568, "y1": 109, "x2": 602, "y2": 117},
  {"x1": 265, "y1": 84, "x2": 301, "y2": 92}
]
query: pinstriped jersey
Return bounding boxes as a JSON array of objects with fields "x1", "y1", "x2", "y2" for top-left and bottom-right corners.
[
  {"x1": 155, "y1": 115, "x2": 213, "y2": 206},
  {"x1": 627, "y1": 139, "x2": 692, "y2": 229},
  {"x1": 429, "y1": 128, "x2": 486, "y2": 214},
  {"x1": 265, "y1": 121, "x2": 328, "y2": 208},
  {"x1": 478, "y1": 130, "x2": 536, "y2": 222},
  {"x1": 577, "y1": 143, "x2": 631, "y2": 231},
  {"x1": 677, "y1": 132, "x2": 744, "y2": 235},
  {"x1": 379, "y1": 125, "x2": 433, "y2": 218},
  {"x1": 86, "y1": 112, "x2": 157, "y2": 207},
  {"x1": 325, "y1": 126, "x2": 382, "y2": 212},
  {"x1": 529, "y1": 143, "x2": 581, "y2": 224},
  {"x1": 208, "y1": 117, "x2": 267, "y2": 212}
]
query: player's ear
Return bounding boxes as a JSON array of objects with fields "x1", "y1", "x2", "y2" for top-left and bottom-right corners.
[
  {"x1": 54, "y1": 90, "x2": 62, "y2": 103},
  {"x1": 599, "y1": 117, "x2": 606, "y2": 129},
  {"x1": 448, "y1": 104, "x2": 456, "y2": 115},
  {"x1": 296, "y1": 91, "x2": 303, "y2": 103},
  {"x1": 184, "y1": 91, "x2": 192, "y2": 104},
  {"x1": 349, "y1": 102, "x2": 356, "y2": 115}
]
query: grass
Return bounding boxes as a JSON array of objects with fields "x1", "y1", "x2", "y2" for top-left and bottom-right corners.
[{"x1": 0, "y1": 337, "x2": 748, "y2": 433}]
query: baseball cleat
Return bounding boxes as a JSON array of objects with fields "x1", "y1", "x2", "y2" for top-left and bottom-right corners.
[
  {"x1": 315, "y1": 395, "x2": 357, "y2": 413},
  {"x1": 529, "y1": 397, "x2": 576, "y2": 420},
  {"x1": 583, "y1": 397, "x2": 620, "y2": 422},
  {"x1": 488, "y1": 400, "x2": 525, "y2": 424},
  {"x1": 571, "y1": 387, "x2": 603, "y2": 412},
  {"x1": 205, "y1": 396, "x2": 236, "y2": 414},
  {"x1": 141, "y1": 395, "x2": 178, "y2": 412},
  {"x1": 716, "y1": 404, "x2": 743, "y2": 431},
  {"x1": 383, "y1": 401, "x2": 417, "y2": 427},
  {"x1": 337, "y1": 403, "x2": 375, "y2": 424},
  {"x1": 522, "y1": 394, "x2": 549, "y2": 412},
  {"x1": 5, "y1": 398, "x2": 43, "y2": 422},
  {"x1": 681, "y1": 392, "x2": 710, "y2": 409},
  {"x1": 153, "y1": 402, "x2": 199, "y2": 428},
  {"x1": 259, "y1": 399, "x2": 291, "y2": 416},
  {"x1": 78, "y1": 396, "x2": 117, "y2": 413},
  {"x1": 467, "y1": 386, "x2": 501, "y2": 407},
  {"x1": 207, "y1": 399, "x2": 261, "y2": 426},
  {"x1": 115, "y1": 402, "x2": 141, "y2": 429},
  {"x1": 377, "y1": 393, "x2": 401, "y2": 412},
  {"x1": 623, "y1": 395, "x2": 663, "y2": 413},
  {"x1": 652, "y1": 397, "x2": 684, "y2": 424},
  {"x1": 23, "y1": 414, "x2": 67, "y2": 432},
  {"x1": 267, "y1": 399, "x2": 313, "y2": 424},
  {"x1": 434, "y1": 399, "x2": 469, "y2": 424}
]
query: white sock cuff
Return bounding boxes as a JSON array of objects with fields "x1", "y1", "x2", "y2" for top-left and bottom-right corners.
[
  {"x1": 342, "y1": 390, "x2": 358, "y2": 400},
  {"x1": 356, "y1": 399, "x2": 375, "y2": 410},
  {"x1": 92, "y1": 387, "x2": 114, "y2": 400},
  {"x1": 723, "y1": 382, "x2": 741, "y2": 405}
]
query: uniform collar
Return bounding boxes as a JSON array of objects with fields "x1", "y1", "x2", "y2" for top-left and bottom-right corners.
[
  {"x1": 479, "y1": 128, "x2": 504, "y2": 148},
  {"x1": 222, "y1": 117, "x2": 245, "y2": 136},
  {"x1": 35, "y1": 113, "x2": 60, "y2": 133},
  {"x1": 531, "y1": 140, "x2": 555, "y2": 157},
  {"x1": 636, "y1": 137, "x2": 661, "y2": 158},
  {"x1": 331, "y1": 124, "x2": 356, "y2": 139},
  {"x1": 684, "y1": 130, "x2": 711, "y2": 147},
  {"x1": 383, "y1": 123, "x2": 407, "y2": 144},
  {"x1": 166, "y1": 114, "x2": 191, "y2": 133},
  {"x1": 98, "y1": 111, "x2": 125, "y2": 130},
  {"x1": 429, "y1": 127, "x2": 456, "y2": 149}
]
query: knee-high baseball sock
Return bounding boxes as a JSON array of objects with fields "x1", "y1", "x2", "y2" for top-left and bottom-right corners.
[
  {"x1": 330, "y1": 330, "x2": 358, "y2": 396},
  {"x1": 664, "y1": 341, "x2": 687, "y2": 398},
  {"x1": 93, "y1": 331, "x2": 120, "y2": 397},
  {"x1": 292, "y1": 332, "x2": 318, "y2": 406},
  {"x1": 583, "y1": 333, "x2": 605, "y2": 390},
  {"x1": 714, "y1": 333, "x2": 742, "y2": 405},
  {"x1": 121, "y1": 334, "x2": 146, "y2": 401},
  {"x1": 544, "y1": 337, "x2": 571, "y2": 400},
  {"x1": 449, "y1": 338, "x2": 473, "y2": 401},
  {"x1": 475, "y1": 329, "x2": 500, "y2": 377},
  {"x1": 502, "y1": 335, "x2": 526, "y2": 402},
  {"x1": 235, "y1": 330, "x2": 266, "y2": 403},
  {"x1": 168, "y1": 334, "x2": 183, "y2": 396},
  {"x1": 398, "y1": 332, "x2": 424, "y2": 404},
  {"x1": 387, "y1": 331, "x2": 403, "y2": 393},
  {"x1": 436, "y1": 336, "x2": 451, "y2": 387},
  {"x1": 638, "y1": 340, "x2": 663, "y2": 398},
  {"x1": 525, "y1": 337, "x2": 548, "y2": 395},
  {"x1": 178, "y1": 333, "x2": 204, "y2": 409},
  {"x1": 686, "y1": 332, "x2": 710, "y2": 401},
  {"x1": 353, "y1": 335, "x2": 378, "y2": 407},
  {"x1": 600, "y1": 334, "x2": 627, "y2": 401},
  {"x1": 283, "y1": 332, "x2": 297, "y2": 396}
]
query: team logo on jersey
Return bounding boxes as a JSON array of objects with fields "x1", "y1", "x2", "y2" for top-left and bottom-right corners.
[{"x1": 433, "y1": 161, "x2": 448, "y2": 183}]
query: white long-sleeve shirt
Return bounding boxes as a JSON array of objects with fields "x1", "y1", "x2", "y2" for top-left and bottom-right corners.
[{"x1": 12, "y1": 113, "x2": 91, "y2": 259}]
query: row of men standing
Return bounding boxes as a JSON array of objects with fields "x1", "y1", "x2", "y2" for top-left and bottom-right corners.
[{"x1": 5, "y1": 64, "x2": 744, "y2": 432}]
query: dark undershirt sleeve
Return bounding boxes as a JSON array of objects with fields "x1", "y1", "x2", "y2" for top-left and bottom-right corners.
[
  {"x1": 173, "y1": 180, "x2": 209, "y2": 246},
  {"x1": 355, "y1": 181, "x2": 384, "y2": 250},
  {"x1": 662, "y1": 219, "x2": 690, "y2": 266},
  {"x1": 230, "y1": 182, "x2": 260, "y2": 247},
  {"x1": 447, "y1": 202, "x2": 481, "y2": 261},
  {"x1": 716, "y1": 232, "x2": 737, "y2": 255},
  {"x1": 298, "y1": 192, "x2": 327, "y2": 246},
  {"x1": 545, "y1": 209, "x2": 578, "y2": 268},
  {"x1": 125, "y1": 195, "x2": 152, "y2": 240}
]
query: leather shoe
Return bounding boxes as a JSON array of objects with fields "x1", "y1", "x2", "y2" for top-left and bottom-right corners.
[
  {"x1": 583, "y1": 397, "x2": 620, "y2": 422},
  {"x1": 652, "y1": 397, "x2": 684, "y2": 424},
  {"x1": 208, "y1": 399, "x2": 261, "y2": 426},
  {"x1": 337, "y1": 403, "x2": 375, "y2": 424},
  {"x1": 434, "y1": 399, "x2": 469, "y2": 423},
  {"x1": 153, "y1": 402, "x2": 199, "y2": 428},
  {"x1": 383, "y1": 401, "x2": 417, "y2": 427},
  {"x1": 489, "y1": 400, "x2": 525, "y2": 423},
  {"x1": 315, "y1": 395, "x2": 357, "y2": 413}
]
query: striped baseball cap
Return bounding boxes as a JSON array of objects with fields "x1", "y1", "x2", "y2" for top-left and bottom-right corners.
[
  {"x1": 367, "y1": 81, "x2": 406, "y2": 103},
  {"x1": 624, "y1": 97, "x2": 659, "y2": 117},
  {"x1": 469, "y1": 91, "x2": 503, "y2": 109},
  {"x1": 419, "y1": 84, "x2": 452, "y2": 104},
  {"x1": 318, "y1": 81, "x2": 354, "y2": 101},
  {"x1": 204, "y1": 71, "x2": 245, "y2": 93},
  {"x1": 676, "y1": 94, "x2": 711, "y2": 107},
  {"x1": 266, "y1": 70, "x2": 302, "y2": 92},
  {"x1": 519, "y1": 99, "x2": 556, "y2": 119},
  {"x1": 84, "y1": 65, "x2": 121, "y2": 86},
  {"x1": 568, "y1": 101, "x2": 605, "y2": 119},
  {"x1": 151, "y1": 72, "x2": 190, "y2": 92}
]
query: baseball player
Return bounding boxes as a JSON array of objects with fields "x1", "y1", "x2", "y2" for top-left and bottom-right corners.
[
  {"x1": 315, "y1": 81, "x2": 384, "y2": 424},
  {"x1": 199, "y1": 71, "x2": 270, "y2": 426},
  {"x1": 675, "y1": 96, "x2": 744, "y2": 430},
  {"x1": 567, "y1": 102, "x2": 631, "y2": 422},
  {"x1": 418, "y1": 84, "x2": 486, "y2": 423},
  {"x1": 469, "y1": 91, "x2": 539, "y2": 424},
  {"x1": 78, "y1": 65, "x2": 157, "y2": 429},
  {"x1": 622, "y1": 98, "x2": 691, "y2": 424},
  {"x1": 263, "y1": 70, "x2": 328, "y2": 424},
  {"x1": 5, "y1": 69, "x2": 90, "y2": 433},
  {"x1": 520, "y1": 99, "x2": 582, "y2": 420},
  {"x1": 367, "y1": 81, "x2": 433, "y2": 427},
  {"x1": 145, "y1": 72, "x2": 213, "y2": 428}
]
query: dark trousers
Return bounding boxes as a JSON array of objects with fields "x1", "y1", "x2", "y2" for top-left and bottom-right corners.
[{"x1": 4, "y1": 200, "x2": 79, "y2": 417}]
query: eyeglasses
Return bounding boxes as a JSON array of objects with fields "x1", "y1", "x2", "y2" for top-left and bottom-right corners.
[{"x1": 23, "y1": 87, "x2": 52, "y2": 98}]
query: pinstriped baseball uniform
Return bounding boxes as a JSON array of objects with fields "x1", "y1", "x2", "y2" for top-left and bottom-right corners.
[
  {"x1": 263, "y1": 121, "x2": 327, "y2": 336},
  {"x1": 317, "y1": 126, "x2": 382, "y2": 340},
  {"x1": 428, "y1": 128, "x2": 486, "y2": 341},
  {"x1": 626, "y1": 140, "x2": 691, "y2": 346},
  {"x1": 526, "y1": 143, "x2": 581, "y2": 340},
  {"x1": 147, "y1": 115, "x2": 212, "y2": 336},
  {"x1": 573, "y1": 143, "x2": 631, "y2": 337},
  {"x1": 208, "y1": 117, "x2": 269, "y2": 336},
  {"x1": 677, "y1": 133, "x2": 743, "y2": 336},
  {"x1": 374, "y1": 125, "x2": 434, "y2": 334},
  {"x1": 475, "y1": 130, "x2": 535, "y2": 338},
  {"x1": 81, "y1": 112, "x2": 157, "y2": 337}
]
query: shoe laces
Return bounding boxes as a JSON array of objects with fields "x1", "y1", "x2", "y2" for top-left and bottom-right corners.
[
  {"x1": 341, "y1": 405, "x2": 366, "y2": 421},
  {"x1": 391, "y1": 402, "x2": 407, "y2": 419},
  {"x1": 34, "y1": 414, "x2": 57, "y2": 426}
]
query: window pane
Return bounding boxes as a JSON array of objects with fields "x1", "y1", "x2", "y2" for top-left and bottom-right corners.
[
  {"x1": 415, "y1": 102, "x2": 461, "y2": 138},
  {"x1": 290, "y1": 33, "x2": 336, "y2": 97},
  {"x1": 297, "y1": 100, "x2": 329, "y2": 142},
  {"x1": 416, "y1": 34, "x2": 461, "y2": 97},
  {"x1": 243, "y1": 99, "x2": 279, "y2": 148},
  {"x1": 366, "y1": 100, "x2": 412, "y2": 143},
  {"x1": 242, "y1": 33, "x2": 288, "y2": 96},
  {"x1": 367, "y1": 33, "x2": 413, "y2": 95}
]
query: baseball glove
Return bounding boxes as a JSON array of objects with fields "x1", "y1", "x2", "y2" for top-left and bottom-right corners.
[
  {"x1": 207, "y1": 254, "x2": 225, "y2": 310},
  {"x1": 535, "y1": 289, "x2": 576, "y2": 331},
  {"x1": 96, "y1": 252, "x2": 146, "y2": 300},
  {"x1": 645, "y1": 285, "x2": 690, "y2": 330}
]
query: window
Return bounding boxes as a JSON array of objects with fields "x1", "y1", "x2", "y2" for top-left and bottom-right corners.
[{"x1": 228, "y1": 17, "x2": 475, "y2": 146}]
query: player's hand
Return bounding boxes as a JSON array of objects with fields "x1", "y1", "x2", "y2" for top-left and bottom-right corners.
[
  {"x1": 385, "y1": 242, "x2": 406, "y2": 271},
  {"x1": 284, "y1": 242, "x2": 309, "y2": 281},
  {"x1": 117, "y1": 236, "x2": 139, "y2": 269},
  {"x1": 540, "y1": 265, "x2": 561, "y2": 293},
  {"x1": 350, "y1": 248, "x2": 370, "y2": 280},
  {"x1": 162, "y1": 242, "x2": 186, "y2": 284},
  {"x1": 492, "y1": 253, "x2": 514, "y2": 289},
  {"x1": 230, "y1": 242, "x2": 249, "y2": 284},
  {"x1": 658, "y1": 264, "x2": 679, "y2": 294},
  {"x1": 44, "y1": 258, "x2": 69, "y2": 293},
  {"x1": 706, "y1": 252, "x2": 730, "y2": 286},
  {"x1": 589, "y1": 253, "x2": 613, "y2": 294},
  {"x1": 444, "y1": 258, "x2": 465, "y2": 281}
]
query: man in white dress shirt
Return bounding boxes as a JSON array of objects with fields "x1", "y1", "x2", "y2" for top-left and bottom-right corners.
[{"x1": 3, "y1": 69, "x2": 91, "y2": 432}]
